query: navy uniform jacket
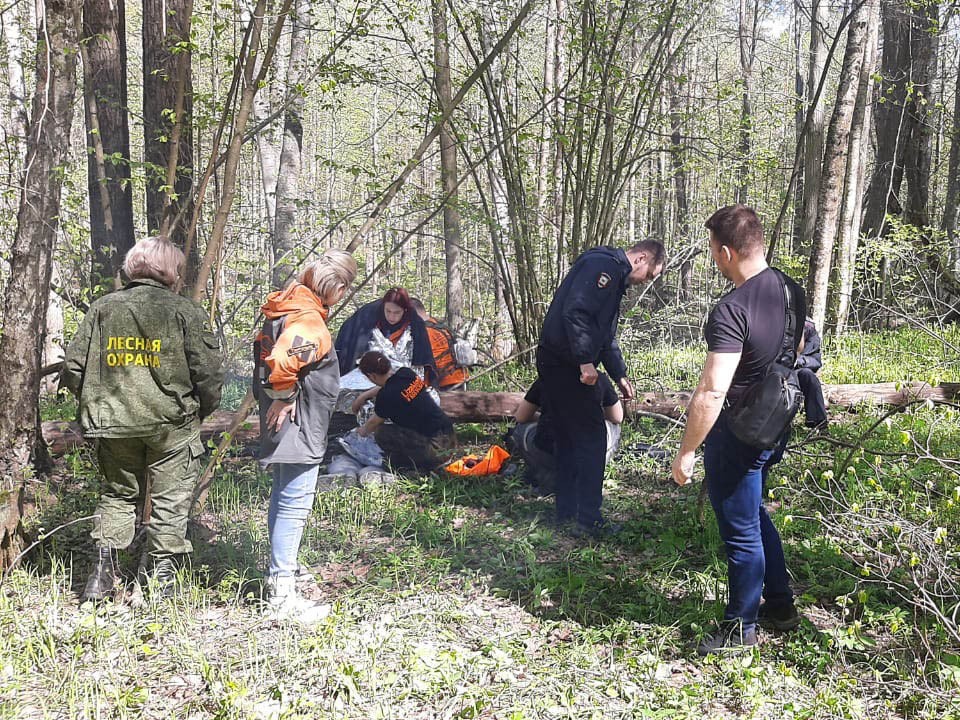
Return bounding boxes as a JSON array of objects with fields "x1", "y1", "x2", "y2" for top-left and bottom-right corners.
[
  {"x1": 537, "y1": 246, "x2": 631, "y2": 381},
  {"x1": 796, "y1": 318, "x2": 822, "y2": 372}
]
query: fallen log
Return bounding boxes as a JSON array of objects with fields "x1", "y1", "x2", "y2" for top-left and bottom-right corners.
[{"x1": 41, "y1": 381, "x2": 960, "y2": 456}]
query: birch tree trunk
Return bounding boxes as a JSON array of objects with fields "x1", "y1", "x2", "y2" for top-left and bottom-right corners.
[
  {"x1": 0, "y1": 0, "x2": 80, "y2": 569},
  {"x1": 807, "y1": 0, "x2": 873, "y2": 331},
  {"x1": 736, "y1": 0, "x2": 757, "y2": 203},
  {"x1": 272, "y1": 0, "x2": 310, "y2": 289},
  {"x1": 432, "y1": 0, "x2": 463, "y2": 331},
  {"x1": 798, "y1": 0, "x2": 828, "y2": 256},
  {"x1": 833, "y1": 0, "x2": 880, "y2": 333},
  {"x1": 942, "y1": 59, "x2": 960, "y2": 268},
  {"x1": 1, "y1": 4, "x2": 29, "y2": 152},
  {"x1": 82, "y1": 0, "x2": 135, "y2": 292}
]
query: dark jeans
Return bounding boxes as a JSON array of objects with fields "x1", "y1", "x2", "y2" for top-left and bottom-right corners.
[
  {"x1": 797, "y1": 368, "x2": 827, "y2": 427},
  {"x1": 704, "y1": 413, "x2": 793, "y2": 631},
  {"x1": 375, "y1": 424, "x2": 456, "y2": 471},
  {"x1": 536, "y1": 352, "x2": 606, "y2": 527}
]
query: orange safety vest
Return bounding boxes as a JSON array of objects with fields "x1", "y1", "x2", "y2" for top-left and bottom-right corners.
[{"x1": 425, "y1": 318, "x2": 469, "y2": 388}]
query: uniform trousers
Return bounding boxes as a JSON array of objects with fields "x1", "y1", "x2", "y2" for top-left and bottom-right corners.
[
  {"x1": 93, "y1": 422, "x2": 203, "y2": 558},
  {"x1": 704, "y1": 413, "x2": 794, "y2": 632},
  {"x1": 536, "y1": 353, "x2": 607, "y2": 527}
]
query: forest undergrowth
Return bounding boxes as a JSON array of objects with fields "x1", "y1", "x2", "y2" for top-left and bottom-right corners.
[{"x1": 2, "y1": 326, "x2": 960, "y2": 719}]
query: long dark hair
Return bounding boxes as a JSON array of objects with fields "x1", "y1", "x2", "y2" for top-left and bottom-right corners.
[{"x1": 377, "y1": 286, "x2": 413, "y2": 335}]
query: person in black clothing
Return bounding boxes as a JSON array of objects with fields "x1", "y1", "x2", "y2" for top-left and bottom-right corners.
[
  {"x1": 796, "y1": 318, "x2": 828, "y2": 429},
  {"x1": 353, "y1": 351, "x2": 456, "y2": 470},
  {"x1": 510, "y1": 373, "x2": 624, "y2": 494},
  {"x1": 672, "y1": 204, "x2": 804, "y2": 655},
  {"x1": 536, "y1": 240, "x2": 664, "y2": 537}
]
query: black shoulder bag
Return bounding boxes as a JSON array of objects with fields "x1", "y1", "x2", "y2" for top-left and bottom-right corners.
[{"x1": 725, "y1": 270, "x2": 803, "y2": 449}]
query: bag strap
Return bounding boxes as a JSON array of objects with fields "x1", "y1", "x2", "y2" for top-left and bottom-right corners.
[{"x1": 772, "y1": 268, "x2": 800, "y2": 368}]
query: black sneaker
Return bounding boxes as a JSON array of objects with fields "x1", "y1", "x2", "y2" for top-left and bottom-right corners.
[
  {"x1": 696, "y1": 621, "x2": 758, "y2": 656},
  {"x1": 757, "y1": 602, "x2": 801, "y2": 631}
]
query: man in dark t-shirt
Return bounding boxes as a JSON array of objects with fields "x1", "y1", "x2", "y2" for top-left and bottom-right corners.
[{"x1": 672, "y1": 204, "x2": 804, "y2": 656}]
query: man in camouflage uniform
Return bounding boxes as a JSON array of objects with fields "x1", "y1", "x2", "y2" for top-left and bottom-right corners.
[{"x1": 62, "y1": 237, "x2": 224, "y2": 601}]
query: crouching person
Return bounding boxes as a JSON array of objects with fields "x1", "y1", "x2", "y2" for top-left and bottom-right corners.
[
  {"x1": 354, "y1": 351, "x2": 456, "y2": 471},
  {"x1": 254, "y1": 250, "x2": 357, "y2": 623},
  {"x1": 511, "y1": 373, "x2": 623, "y2": 494},
  {"x1": 61, "y1": 237, "x2": 225, "y2": 602}
]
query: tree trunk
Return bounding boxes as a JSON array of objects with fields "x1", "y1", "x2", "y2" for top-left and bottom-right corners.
[
  {"x1": 668, "y1": 68, "x2": 692, "y2": 300},
  {"x1": 860, "y1": 0, "x2": 939, "y2": 239},
  {"x1": 271, "y1": 0, "x2": 310, "y2": 290},
  {"x1": 736, "y1": 0, "x2": 757, "y2": 203},
  {"x1": 942, "y1": 54, "x2": 960, "y2": 267},
  {"x1": 82, "y1": 0, "x2": 135, "y2": 292},
  {"x1": 1, "y1": 3, "x2": 29, "y2": 151},
  {"x1": 143, "y1": 0, "x2": 193, "y2": 252},
  {"x1": 42, "y1": 381, "x2": 960, "y2": 456},
  {"x1": 0, "y1": 0, "x2": 80, "y2": 569},
  {"x1": 797, "y1": 0, "x2": 828, "y2": 257},
  {"x1": 807, "y1": 0, "x2": 873, "y2": 331},
  {"x1": 790, "y1": 0, "x2": 805, "y2": 252},
  {"x1": 432, "y1": 0, "x2": 464, "y2": 331},
  {"x1": 191, "y1": 0, "x2": 293, "y2": 302},
  {"x1": 833, "y1": 0, "x2": 880, "y2": 333}
]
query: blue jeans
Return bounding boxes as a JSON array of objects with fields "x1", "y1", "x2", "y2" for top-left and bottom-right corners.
[
  {"x1": 268, "y1": 463, "x2": 320, "y2": 577},
  {"x1": 704, "y1": 414, "x2": 793, "y2": 631}
]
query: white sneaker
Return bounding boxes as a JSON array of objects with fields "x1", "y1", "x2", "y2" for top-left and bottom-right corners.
[{"x1": 265, "y1": 575, "x2": 331, "y2": 624}]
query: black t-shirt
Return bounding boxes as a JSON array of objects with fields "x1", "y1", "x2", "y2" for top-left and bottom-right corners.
[
  {"x1": 704, "y1": 267, "x2": 806, "y2": 401},
  {"x1": 375, "y1": 367, "x2": 453, "y2": 437},
  {"x1": 525, "y1": 373, "x2": 619, "y2": 451}
]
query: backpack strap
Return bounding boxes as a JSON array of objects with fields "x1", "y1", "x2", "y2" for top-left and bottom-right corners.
[{"x1": 772, "y1": 269, "x2": 801, "y2": 368}]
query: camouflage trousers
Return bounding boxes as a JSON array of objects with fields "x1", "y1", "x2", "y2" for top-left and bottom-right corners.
[{"x1": 92, "y1": 422, "x2": 205, "y2": 558}]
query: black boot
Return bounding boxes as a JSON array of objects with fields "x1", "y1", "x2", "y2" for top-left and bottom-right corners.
[
  {"x1": 138, "y1": 555, "x2": 178, "y2": 599},
  {"x1": 82, "y1": 547, "x2": 118, "y2": 602}
]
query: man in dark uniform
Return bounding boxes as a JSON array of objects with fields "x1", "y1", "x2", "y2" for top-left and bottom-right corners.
[
  {"x1": 796, "y1": 317, "x2": 828, "y2": 429},
  {"x1": 672, "y1": 205, "x2": 804, "y2": 655},
  {"x1": 536, "y1": 240, "x2": 664, "y2": 537},
  {"x1": 62, "y1": 236, "x2": 224, "y2": 601}
]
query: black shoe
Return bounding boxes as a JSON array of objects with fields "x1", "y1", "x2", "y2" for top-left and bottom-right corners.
[
  {"x1": 82, "y1": 547, "x2": 118, "y2": 602},
  {"x1": 757, "y1": 602, "x2": 801, "y2": 631},
  {"x1": 696, "y1": 620, "x2": 758, "y2": 656},
  {"x1": 138, "y1": 556, "x2": 178, "y2": 599},
  {"x1": 569, "y1": 519, "x2": 623, "y2": 539}
]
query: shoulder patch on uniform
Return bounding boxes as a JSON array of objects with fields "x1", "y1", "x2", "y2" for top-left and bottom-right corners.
[{"x1": 597, "y1": 272, "x2": 611, "y2": 289}]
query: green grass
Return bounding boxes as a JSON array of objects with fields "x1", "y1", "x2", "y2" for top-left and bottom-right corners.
[{"x1": 11, "y1": 325, "x2": 960, "y2": 718}]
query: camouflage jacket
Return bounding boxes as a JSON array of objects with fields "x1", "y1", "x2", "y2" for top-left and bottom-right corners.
[{"x1": 61, "y1": 279, "x2": 225, "y2": 438}]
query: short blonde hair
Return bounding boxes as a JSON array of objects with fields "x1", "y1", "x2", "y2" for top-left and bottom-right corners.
[
  {"x1": 123, "y1": 236, "x2": 185, "y2": 287},
  {"x1": 298, "y1": 249, "x2": 358, "y2": 302}
]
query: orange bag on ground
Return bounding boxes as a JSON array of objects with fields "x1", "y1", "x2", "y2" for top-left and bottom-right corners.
[{"x1": 445, "y1": 445, "x2": 511, "y2": 476}]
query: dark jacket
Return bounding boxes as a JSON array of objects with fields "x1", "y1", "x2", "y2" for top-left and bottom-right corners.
[
  {"x1": 61, "y1": 279, "x2": 224, "y2": 438},
  {"x1": 796, "y1": 318, "x2": 823, "y2": 372},
  {"x1": 333, "y1": 300, "x2": 433, "y2": 376},
  {"x1": 254, "y1": 283, "x2": 340, "y2": 465},
  {"x1": 537, "y1": 247, "x2": 630, "y2": 381}
]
